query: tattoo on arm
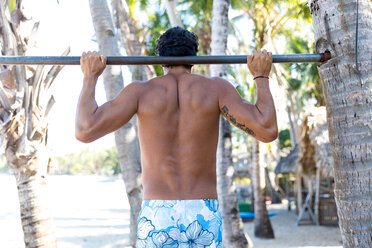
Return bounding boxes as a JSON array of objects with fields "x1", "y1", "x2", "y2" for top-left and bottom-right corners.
[{"x1": 221, "y1": 105, "x2": 256, "y2": 136}]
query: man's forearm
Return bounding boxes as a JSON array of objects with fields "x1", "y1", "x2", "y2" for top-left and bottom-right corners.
[
  {"x1": 76, "y1": 76, "x2": 100, "y2": 133},
  {"x1": 254, "y1": 78, "x2": 277, "y2": 127}
]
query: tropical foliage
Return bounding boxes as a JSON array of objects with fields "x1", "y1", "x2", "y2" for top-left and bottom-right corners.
[{"x1": 52, "y1": 147, "x2": 120, "y2": 175}]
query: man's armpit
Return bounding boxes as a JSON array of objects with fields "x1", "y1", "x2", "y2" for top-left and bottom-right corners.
[{"x1": 221, "y1": 105, "x2": 256, "y2": 136}]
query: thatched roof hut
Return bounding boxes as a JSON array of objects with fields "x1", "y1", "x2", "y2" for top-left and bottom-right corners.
[
  {"x1": 298, "y1": 107, "x2": 334, "y2": 178},
  {"x1": 296, "y1": 107, "x2": 338, "y2": 226},
  {"x1": 275, "y1": 145, "x2": 299, "y2": 174}
]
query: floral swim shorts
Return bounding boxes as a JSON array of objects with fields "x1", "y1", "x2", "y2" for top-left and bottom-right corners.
[{"x1": 136, "y1": 199, "x2": 223, "y2": 248}]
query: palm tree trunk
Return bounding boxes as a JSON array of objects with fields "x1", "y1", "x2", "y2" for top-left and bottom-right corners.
[
  {"x1": 164, "y1": 0, "x2": 183, "y2": 27},
  {"x1": 13, "y1": 171, "x2": 57, "y2": 247},
  {"x1": 272, "y1": 63, "x2": 299, "y2": 147},
  {"x1": 265, "y1": 167, "x2": 281, "y2": 204},
  {"x1": 211, "y1": 0, "x2": 250, "y2": 247},
  {"x1": 252, "y1": 140, "x2": 274, "y2": 238},
  {"x1": 110, "y1": 0, "x2": 152, "y2": 81},
  {"x1": 89, "y1": 0, "x2": 142, "y2": 246},
  {"x1": 217, "y1": 118, "x2": 250, "y2": 247},
  {"x1": 287, "y1": 105, "x2": 298, "y2": 146},
  {"x1": 309, "y1": 0, "x2": 372, "y2": 246},
  {"x1": 6, "y1": 146, "x2": 57, "y2": 248}
]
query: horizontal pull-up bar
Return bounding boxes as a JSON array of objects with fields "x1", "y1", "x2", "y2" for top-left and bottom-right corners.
[{"x1": 0, "y1": 53, "x2": 330, "y2": 65}]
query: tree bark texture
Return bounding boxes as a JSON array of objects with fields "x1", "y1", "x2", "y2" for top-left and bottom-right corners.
[
  {"x1": 89, "y1": 0, "x2": 142, "y2": 246},
  {"x1": 210, "y1": 0, "x2": 229, "y2": 78},
  {"x1": 164, "y1": 0, "x2": 183, "y2": 27},
  {"x1": 287, "y1": 105, "x2": 298, "y2": 146},
  {"x1": 265, "y1": 167, "x2": 281, "y2": 204},
  {"x1": 111, "y1": 0, "x2": 150, "y2": 81},
  {"x1": 309, "y1": 0, "x2": 372, "y2": 246},
  {"x1": 252, "y1": 140, "x2": 274, "y2": 238},
  {"x1": 13, "y1": 164, "x2": 57, "y2": 248},
  {"x1": 6, "y1": 145, "x2": 57, "y2": 248},
  {"x1": 211, "y1": 0, "x2": 250, "y2": 247},
  {"x1": 216, "y1": 118, "x2": 250, "y2": 247}
]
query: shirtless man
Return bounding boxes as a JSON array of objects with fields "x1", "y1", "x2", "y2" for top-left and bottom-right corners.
[{"x1": 76, "y1": 27, "x2": 277, "y2": 247}]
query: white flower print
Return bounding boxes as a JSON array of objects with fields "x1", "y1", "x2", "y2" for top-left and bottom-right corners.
[
  {"x1": 179, "y1": 220, "x2": 214, "y2": 247},
  {"x1": 152, "y1": 231, "x2": 178, "y2": 247},
  {"x1": 136, "y1": 238, "x2": 155, "y2": 248},
  {"x1": 169, "y1": 227, "x2": 181, "y2": 241},
  {"x1": 137, "y1": 217, "x2": 155, "y2": 239},
  {"x1": 137, "y1": 231, "x2": 179, "y2": 248}
]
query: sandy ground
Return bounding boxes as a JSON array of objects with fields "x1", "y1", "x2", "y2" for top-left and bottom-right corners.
[
  {"x1": 0, "y1": 174, "x2": 343, "y2": 248},
  {"x1": 243, "y1": 203, "x2": 343, "y2": 248}
]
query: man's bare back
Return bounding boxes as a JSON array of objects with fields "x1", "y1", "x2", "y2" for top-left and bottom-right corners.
[
  {"x1": 76, "y1": 50, "x2": 277, "y2": 200},
  {"x1": 138, "y1": 69, "x2": 221, "y2": 199}
]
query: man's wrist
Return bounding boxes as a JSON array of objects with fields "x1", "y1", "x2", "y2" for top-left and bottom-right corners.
[
  {"x1": 254, "y1": 77, "x2": 270, "y2": 88},
  {"x1": 83, "y1": 74, "x2": 99, "y2": 84},
  {"x1": 253, "y1": 75, "x2": 269, "y2": 80}
]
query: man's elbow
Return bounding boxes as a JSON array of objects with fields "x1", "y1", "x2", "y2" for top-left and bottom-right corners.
[
  {"x1": 264, "y1": 131, "x2": 278, "y2": 143},
  {"x1": 261, "y1": 126, "x2": 278, "y2": 143},
  {"x1": 75, "y1": 129, "x2": 94, "y2": 143}
]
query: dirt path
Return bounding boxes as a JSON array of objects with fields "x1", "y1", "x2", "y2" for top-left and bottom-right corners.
[
  {"x1": 0, "y1": 174, "x2": 343, "y2": 248},
  {"x1": 243, "y1": 202, "x2": 343, "y2": 248}
]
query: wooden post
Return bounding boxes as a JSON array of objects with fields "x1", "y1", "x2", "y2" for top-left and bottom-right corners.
[
  {"x1": 296, "y1": 172, "x2": 303, "y2": 215},
  {"x1": 286, "y1": 174, "x2": 291, "y2": 211},
  {"x1": 315, "y1": 168, "x2": 321, "y2": 225}
]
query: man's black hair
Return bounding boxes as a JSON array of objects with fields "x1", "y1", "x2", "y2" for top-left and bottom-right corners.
[{"x1": 155, "y1": 27, "x2": 199, "y2": 69}]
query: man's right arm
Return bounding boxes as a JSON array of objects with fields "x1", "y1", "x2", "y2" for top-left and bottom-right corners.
[{"x1": 75, "y1": 51, "x2": 141, "y2": 143}]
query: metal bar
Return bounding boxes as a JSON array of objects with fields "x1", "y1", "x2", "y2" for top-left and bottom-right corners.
[{"x1": 0, "y1": 53, "x2": 330, "y2": 65}]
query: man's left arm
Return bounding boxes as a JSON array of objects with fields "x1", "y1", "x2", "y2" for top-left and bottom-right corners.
[{"x1": 217, "y1": 49, "x2": 278, "y2": 143}]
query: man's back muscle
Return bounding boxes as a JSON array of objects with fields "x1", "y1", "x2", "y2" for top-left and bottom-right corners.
[{"x1": 137, "y1": 73, "x2": 221, "y2": 200}]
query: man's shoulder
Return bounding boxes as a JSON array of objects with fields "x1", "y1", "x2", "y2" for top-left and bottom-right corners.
[
  {"x1": 128, "y1": 79, "x2": 153, "y2": 88},
  {"x1": 122, "y1": 80, "x2": 151, "y2": 97},
  {"x1": 207, "y1": 76, "x2": 235, "y2": 90}
]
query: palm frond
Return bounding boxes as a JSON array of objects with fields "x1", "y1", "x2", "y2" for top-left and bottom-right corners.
[
  {"x1": 0, "y1": 84, "x2": 12, "y2": 110},
  {"x1": 43, "y1": 46, "x2": 70, "y2": 91}
]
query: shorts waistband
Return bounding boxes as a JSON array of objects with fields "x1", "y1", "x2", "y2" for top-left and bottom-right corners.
[
  {"x1": 142, "y1": 199, "x2": 218, "y2": 203},
  {"x1": 141, "y1": 199, "x2": 219, "y2": 208}
]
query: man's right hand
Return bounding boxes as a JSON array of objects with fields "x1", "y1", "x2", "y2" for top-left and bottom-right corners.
[
  {"x1": 247, "y1": 49, "x2": 272, "y2": 77},
  {"x1": 80, "y1": 51, "x2": 107, "y2": 78}
]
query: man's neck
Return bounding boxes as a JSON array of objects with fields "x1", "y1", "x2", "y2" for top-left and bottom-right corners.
[{"x1": 163, "y1": 66, "x2": 192, "y2": 75}]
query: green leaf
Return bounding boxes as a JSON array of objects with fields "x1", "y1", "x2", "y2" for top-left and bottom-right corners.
[
  {"x1": 7, "y1": 0, "x2": 16, "y2": 13},
  {"x1": 128, "y1": 0, "x2": 136, "y2": 16},
  {"x1": 248, "y1": 81, "x2": 256, "y2": 103},
  {"x1": 288, "y1": 78, "x2": 302, "y2": 91},
  {"x1": 279, "y1": 129, "x2": 291, "y2": 149}
]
